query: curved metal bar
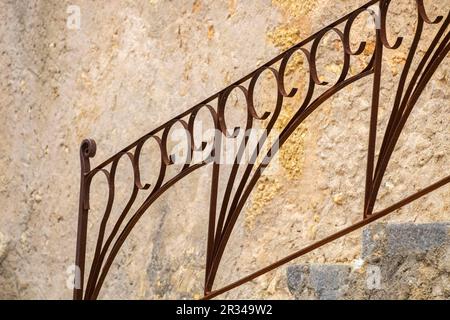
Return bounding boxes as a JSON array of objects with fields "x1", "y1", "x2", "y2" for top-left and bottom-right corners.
[
  {"x1": 206, "y1": 67, "x2": 376, "y2": 290},
  {"x1": 84, "y1": 168, "x2": 114, "y2": 299},
  {"x1": 379, "y1": 0, "x2": 404, "y2": 49},
  {"x1": 309, "y1": 27, "x2": 350, "y2": 84},
  {"x1": 85, "y1": 0, "x2": 381, "y2": 173},
  {"x1": 209, "y1": 67, "x2": 285, "y2": 293},
  {"x1": 367, "y1": 31, "x2": 450, "y2": 213},
  {"x1": 343, "y1": 8, "x2": 370, "y2": 56},
  {"x1": 374, "y1": 4, "x2": 426, "y2": 193},
  {"x1": 417, "y1": 0, "x2": 443, "y2": 24},
  {"x1": 217, "y1": 85, "x2": 252, "y2": 138},
  {"x1": 74, "y1": 0, "x2": 450, "y2": 300},
  {"x1": 90, "y1": 162, "x2": 207, "y2": 299},
  {"x1": 214, "y1": 85, "x2": 255, "y2": 259},
  {"x1": 278, "y1": 47, "x2": 316, "y2": 113}
]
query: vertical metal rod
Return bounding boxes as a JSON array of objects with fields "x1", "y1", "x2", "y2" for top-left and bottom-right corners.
[
  {"x1": 205, "y1": 135, "x2": 221, "y2": 294},
  {"x1": 73, "y1": 139, "x2": 96, "y2": 300},
  {"x1": 364, "y1": 29, "x2": 383, "y2": 218}
]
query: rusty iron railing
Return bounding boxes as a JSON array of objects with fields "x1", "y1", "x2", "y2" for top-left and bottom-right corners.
[{"x1": 74, "y1": 0, "x2": 450, "y2": 299}]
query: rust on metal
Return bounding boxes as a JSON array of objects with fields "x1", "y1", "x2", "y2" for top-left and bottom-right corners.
[{"x1": 73, "y1": 0, "x2": 450, "y2": 300}]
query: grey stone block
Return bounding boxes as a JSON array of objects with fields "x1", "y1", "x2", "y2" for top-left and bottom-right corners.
[
  {"x1": 362, "y1": 223, "x2": 450, "y2": 258},
  {"x1": 386, "y1": 223, "x2": 449, "y2": 256},
  {"x1": 288, "y1": 223, "x2": 450, "y2": 299},
  {"x1": 362, "y1": 223, "x2": 386, "y2": 258},
  {"x1": 286, "y1": 265, "x2": 305, "y2": 294},
  {"x1": 310, "y1": 265, "x2": 351, "y2": 300},
  {"x1": 287, "y1": 264, "x2": 351, "y2": 300}
]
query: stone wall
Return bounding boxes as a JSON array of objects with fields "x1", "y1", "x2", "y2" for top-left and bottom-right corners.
[
  {"x1": 288, "y1": 223, "x2": 450, "y2": 299},
  {"x1": 0, "y1": 0, "x2": 448, "y2": 299}
]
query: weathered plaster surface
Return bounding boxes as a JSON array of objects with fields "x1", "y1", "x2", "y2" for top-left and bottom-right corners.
[{"x1": 0, "y1": 0, "x2": 448, "y2": 299}]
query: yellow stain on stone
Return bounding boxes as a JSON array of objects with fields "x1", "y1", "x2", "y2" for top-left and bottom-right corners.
[
  {"x1": 245, "y1": 176, "x2": 282, "y2": 230},
  {"x1": 138, "y1": 272, "x2": 148, "y2": 298},
  {"x1": 228, "y1": 0, "x2": 237, "y2": 17},
  {"x1": 267, "y1": 0, "x2": 317, "y2": 50},
  {"x1": 332, "y1": 193, "x2": 345, "y2": 205},
  {"x1": 183, "y1": 61, "x2": 193, "y2": 81},
  {"x1": 325, "y1": 63, "x2": 344, "y2": 75},
  {"x1": 275, "y1": 104, "x2": 308, "y2": 179},
  {"x1": 74, "y1": 104, "x2": 102, "y2": 140},
  {"x1": 308, "y1": 224, "x2": 317, "y2": 240},
  {"x1": 272, "y1": 0, "x2": 317, "y2": 20},
  {"x1": 78, "y1": 72, "x2": 93, "y2": 91},
  {"x1": 388, "y1": 52, "x2": 407, "y2": 76},
  {"x1": 207, "y1": 25, "x2": 215, "y2": 40},
  {"x1": 267, "y1": 0, "x2": 317, "y2": 179},
  {"x1": 244, "y1": 0, "x2": 315, "y2": 231},
  {"x1": 267, "y1": 26, "x2": 307, "y2": 76},
  {"x1": 267, "y1": 25, "x2": 302, "y2": 51},
  {"x1": 363, "y1": 40, "x2": 376, "y2": 55},
  {"x1": 193, "y1": 293, "x2": 202, "y2": 299},
  {"x1": 349, "y1": 40, "x2": 376, "y2": 75},
  {"x1": 266, "y1": 0, "x2": 312, "y2": 179},
  {"x1": 192, "y1": 0, "x2": 202, "y2": 13},
  {"x1": 245, "y1": 103, "x2": 308, "y2": 230}
]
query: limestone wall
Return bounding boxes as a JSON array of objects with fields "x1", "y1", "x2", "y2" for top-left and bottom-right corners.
[{"x1": 0, "y1": 0, "x2": 448, "y2": 299}]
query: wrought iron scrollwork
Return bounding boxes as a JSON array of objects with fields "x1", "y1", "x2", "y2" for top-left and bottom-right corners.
[{"x1": 74, "y1": 0, "x2": 450, "y2": 300}]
